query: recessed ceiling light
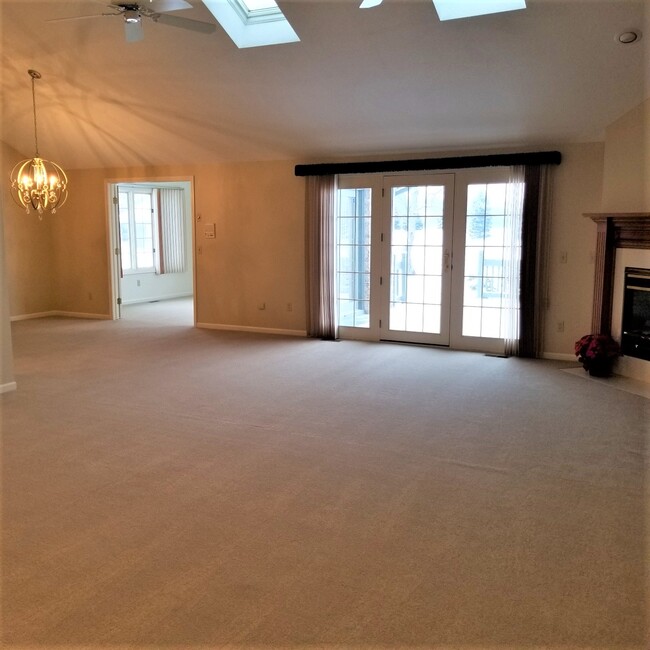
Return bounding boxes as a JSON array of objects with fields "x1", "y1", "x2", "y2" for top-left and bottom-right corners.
[{"x1": 616, "y1": 30, "x2": 641, "y2": 44}]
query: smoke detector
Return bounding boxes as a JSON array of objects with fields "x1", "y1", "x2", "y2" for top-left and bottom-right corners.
[{"x1": 616, "y1": 30, "x2": 642, "y2": 44}]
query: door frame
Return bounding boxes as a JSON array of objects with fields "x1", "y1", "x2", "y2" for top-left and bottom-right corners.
[{"x1": 105, "y1": 176, "x2": 197, "y2": 324}]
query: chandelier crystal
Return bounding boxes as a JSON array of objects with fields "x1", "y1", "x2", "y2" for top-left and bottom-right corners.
[{"x1": 9, "y1": 70, "x2": 68, "y2": 218}]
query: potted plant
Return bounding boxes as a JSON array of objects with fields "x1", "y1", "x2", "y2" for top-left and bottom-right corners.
[{"x1": 574, "y1": 333, "x2": 621, "y2": 377}]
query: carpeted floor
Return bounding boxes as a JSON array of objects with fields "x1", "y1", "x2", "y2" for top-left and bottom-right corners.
[{"x1": 1, "y1": 300, "x2": 648, "y2": 649}]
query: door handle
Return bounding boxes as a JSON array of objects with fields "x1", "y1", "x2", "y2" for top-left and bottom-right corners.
[{"x1": 444, "y1": 249, "x2": 451, "y2": 271}]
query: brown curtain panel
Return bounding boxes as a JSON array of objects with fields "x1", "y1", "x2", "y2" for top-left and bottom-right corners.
[
  {"x1": 518, "y1": 165, "x2": 553, "y2": 358},
  {"x1": 305, "y1": 175, "x2": 338, "y2": 339}
]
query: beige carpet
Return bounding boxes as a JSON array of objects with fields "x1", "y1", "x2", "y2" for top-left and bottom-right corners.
[{"x1": 1, "y1": 301, "x2": 648, "y2": 649}]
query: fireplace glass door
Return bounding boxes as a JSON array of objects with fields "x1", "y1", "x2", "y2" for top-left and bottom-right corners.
[{"x1": 622, "y1": 267, "x2": 650, "y2": 361}]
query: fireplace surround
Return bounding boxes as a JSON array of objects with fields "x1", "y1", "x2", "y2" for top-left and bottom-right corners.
[{"x1": 585, "y1": 213, "x2": 650, "y2": 336}]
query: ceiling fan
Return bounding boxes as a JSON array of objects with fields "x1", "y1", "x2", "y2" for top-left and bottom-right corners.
[{"x1": 47, "y1": 0, "x2": 216, "y2": 42}]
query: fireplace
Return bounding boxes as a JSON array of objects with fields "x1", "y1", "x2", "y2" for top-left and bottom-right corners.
[
  {"x1": 585, "y1": 213, "x2": 650, "y2": 333},
  {"x1": 621, "y1": 267, "x2": 650, "y2": 361}
]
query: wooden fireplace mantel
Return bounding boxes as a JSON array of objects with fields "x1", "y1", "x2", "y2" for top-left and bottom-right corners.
[{"x1": 584, "y1": 213, "x2": 650, "y2": 334}]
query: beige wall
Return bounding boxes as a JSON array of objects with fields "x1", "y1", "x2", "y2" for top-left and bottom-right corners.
[
  {"x1": 544, "y1": 142, "x2": 605, "y2": 358},
  {"x1": 192, "y1": 161, "x2": 305, "y2": 331},
  {"x1": 51, "y1": 168, "x2": 112, "y2": 316},
  {"x1": 602, "y1": 98, "x2": 650, "y2": 212},
  {"x1": 4, "y1": 143, "x2": 610, "y2": 356},
  {"x1": 2, "y1": 141, "x2": 56, "y2": 316},
  {"x1": 52, "y1": 161, "x2": 307, "y2": 331},
  {"x1": 0, "y1": 160, "x2": 15, "y2": 391}
]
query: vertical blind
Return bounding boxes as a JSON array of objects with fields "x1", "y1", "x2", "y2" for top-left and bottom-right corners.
[{"x1": 158, "y1": 188, "x2": 186, "y2": 275}]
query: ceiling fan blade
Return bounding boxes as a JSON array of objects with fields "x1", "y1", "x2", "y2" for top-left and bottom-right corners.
[
  {"x1": 151, "y1": 13, "x2": 216, "y2": 33},
  {"x1": 146, "y1": 0, "x2": 192, "y2": 12},
  {"x1": 124, "y1": 19, "x2": 144, "y2": 41},
  {"x1": 360, "y1": 0, "x2": 383, "y2": 7},
  {"x1": 46, "y1": 12, "x2": 116, "y2": 22}
]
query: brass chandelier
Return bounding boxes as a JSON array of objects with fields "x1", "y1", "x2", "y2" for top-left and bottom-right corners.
[{"x1": 9, "y1": 70, "x2": 68, "y2": 217}]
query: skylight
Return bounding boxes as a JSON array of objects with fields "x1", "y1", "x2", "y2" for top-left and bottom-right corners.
[
  {"x1": 239, "y1": 0, "x2": 278, "y2": 12},
  {"x1": 201, "y1": 0, "x2": 299, "y2": 48},
  {"x1": 433, "y1": 0, "x2": 526, "y2": 21}
]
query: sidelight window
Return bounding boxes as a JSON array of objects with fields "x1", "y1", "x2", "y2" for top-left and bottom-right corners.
[
  {"x1": 118, "y1": 188, "x2": 156, "y2": 273},
  {"x1": 336, "y1": 188, "x2": 372, "y2": 328}
]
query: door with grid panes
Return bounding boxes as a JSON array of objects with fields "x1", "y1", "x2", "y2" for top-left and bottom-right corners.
[
  {"x1": 380, "y1": 174, "x2": 454, "y2": 345},
  {"x1": 336, "y1": 176, "x2": 382, "y2": 341},
  {"x1": 449, "y1": 168, "x2": 515, "y2": 354},
  {"x1": 335, "y1": 169, "x2": 515, "y2": 353}
]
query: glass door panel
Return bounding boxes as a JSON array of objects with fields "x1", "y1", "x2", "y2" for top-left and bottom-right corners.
[
  {"x1": 336, "y1": 187, "x2": 372, "y2": 328},
  {"x1": 382, "y1": 174, "x2": 454, "y2": 345},
  {"x1": 133, "y1": 192, "x2": 154, "y2": 270},
  {"x1": 450, "y1": 169, "x2": 519, "y2": 354}
]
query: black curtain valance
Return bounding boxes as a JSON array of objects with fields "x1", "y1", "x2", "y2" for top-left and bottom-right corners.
[{"x1": 295, "y1": 151, "x2": 561, "y2": 177}]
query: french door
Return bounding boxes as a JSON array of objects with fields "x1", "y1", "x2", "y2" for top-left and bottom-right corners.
[
  {"x1": 381, "y1": 174, "x2": 454, "y2": 345},
  {"x1": 336, "y1": 168, "x2": 514, "y2": 353}
]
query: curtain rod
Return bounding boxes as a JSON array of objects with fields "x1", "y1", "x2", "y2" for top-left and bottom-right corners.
[{"x1": 294, "y1": 151, "x2": 562, "y2": 177}]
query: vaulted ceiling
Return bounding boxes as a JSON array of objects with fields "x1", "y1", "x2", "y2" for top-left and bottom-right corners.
[{"x1": 1, "y1": 0, "x2": 647, "y2": 169}]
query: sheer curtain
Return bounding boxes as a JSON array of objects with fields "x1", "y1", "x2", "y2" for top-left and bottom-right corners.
[
  {"x1": 306, "y1": 175, "x2": 338, "y2": 339},
  {"x1": 503, "y1": 165, "x2": 525, "y2": 356},
  {"x1": 157, "y1": 188, "x2": 186, "y2": 275}
]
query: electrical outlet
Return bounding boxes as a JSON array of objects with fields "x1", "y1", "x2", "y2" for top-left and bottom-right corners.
[
  {"x1": 258, "y1": 303, "x2": 266, "y2": 310},
  {"x1": 557, "y1": 321, "x2": 565, "y2": 333},
  {"x1": 287, "y1": 303, "x2": 293, "y2": 312}
]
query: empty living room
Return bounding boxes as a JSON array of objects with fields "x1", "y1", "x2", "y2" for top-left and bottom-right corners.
[{"x1": 1, "y1": 0, "x2": 648, "y2": 648}]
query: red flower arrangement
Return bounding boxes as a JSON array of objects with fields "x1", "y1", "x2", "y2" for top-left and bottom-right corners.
[{"x1": 574, "y1": 333, "x2": 620, "y2": 376}]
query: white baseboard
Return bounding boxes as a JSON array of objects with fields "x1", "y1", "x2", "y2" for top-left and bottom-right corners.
[
  {"x1": 11, "y1": 311, "x2": 111, "y2": 321},
  {"x1": 121, "y1": 293, "x2": 193, "y2": 306},
  {"x1": 11, "y1": 311, "x2": 57, "y2": 321},
  {"x1": 0, "y1": 381, "x2": 17, "y2": 394},
  {"x1": 542, "y1": 352, "x2": 576, "y2": 362},
  {"x1": 54, "y1": 311, "x2": 111, "y2": 320},
  {"x1": 197, "y1": 322, "x2": 307, "y2": 337}
]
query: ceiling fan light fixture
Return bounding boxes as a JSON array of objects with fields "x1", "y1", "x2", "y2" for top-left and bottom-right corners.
[
  {"x1": 9, "y1": 70, "x2": 68, "y2": 217},
  {"x1": 124, "y1": 8, "x2": 142, "y2": 22}
]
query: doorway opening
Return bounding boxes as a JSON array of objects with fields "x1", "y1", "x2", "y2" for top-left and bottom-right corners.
[{"x1": 107, "y1": 179, "x2": 195, "y2": 324}]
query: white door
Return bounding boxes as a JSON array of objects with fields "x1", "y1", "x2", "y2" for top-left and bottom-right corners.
[
  {"x1": 335, "y1": 168, "x2": 516, "y2": 354},
  {"x1": 450, "y1": 169, "x2": 516, "y2": 354},
  {"x1": 380, "y1": 174, "x2": 455, "y2": 345}
]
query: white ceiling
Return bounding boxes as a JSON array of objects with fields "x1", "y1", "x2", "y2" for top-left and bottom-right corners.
[{"x1": 1, "y1": 0, "x2": 647, "y2": 169}]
